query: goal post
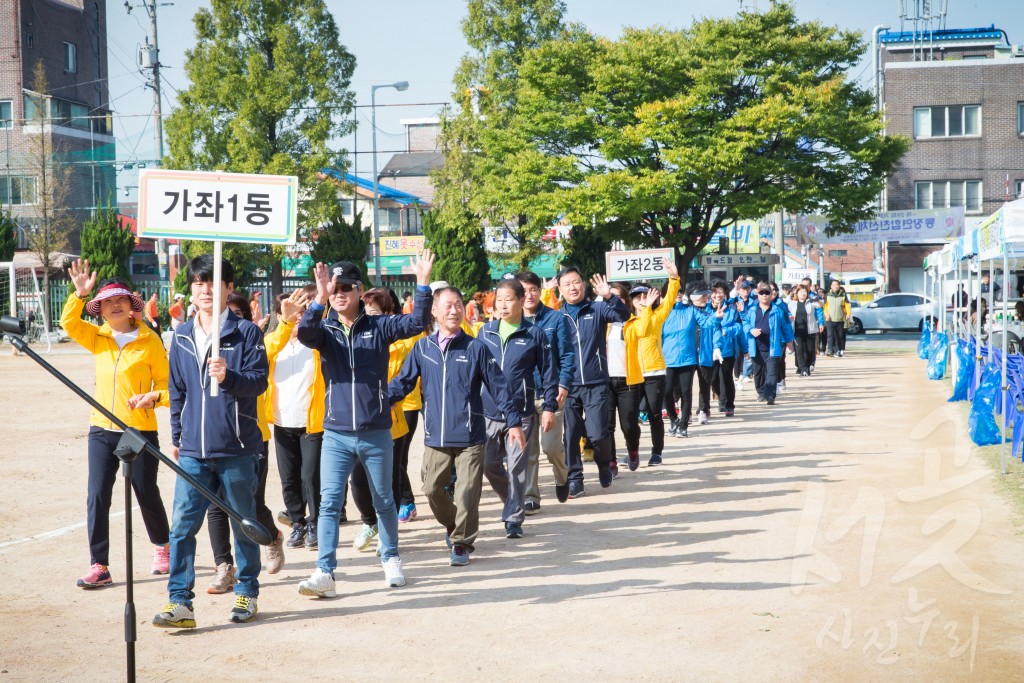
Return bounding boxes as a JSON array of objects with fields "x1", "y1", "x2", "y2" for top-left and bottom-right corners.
[{"x1": 0, "y1": 261, "x2": 52, "y2": 354}]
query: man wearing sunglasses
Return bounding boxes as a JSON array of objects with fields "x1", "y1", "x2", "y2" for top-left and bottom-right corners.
[
  {"x1": 295, "y1": 251, "x2": 435, "y2": 598},
  {"x1": 743, "y1": 284, "x2": 787, "y2": 405}
]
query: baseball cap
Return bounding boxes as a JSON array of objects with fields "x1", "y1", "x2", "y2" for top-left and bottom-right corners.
[
  {"x1": 629, "y1": 284, "x2": 651, "y2": 297},
  {"x1": 739, "y1": 280, "x2": 753, "y2": 290},
  {"x1": 328, "y1": 261, "x2": 362, "y2": 285},
  {"x1": 173, "y1": 293, "x2": 185, "y2": 300},
  {"x1": 429, "y1": 280, "x2": 450, "y2": 294},
  {"x1": 500, "y1": 272, "x2": 516, "y2": 280}
]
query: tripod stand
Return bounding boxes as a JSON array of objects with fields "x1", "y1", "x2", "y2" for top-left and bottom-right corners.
[{"x1": 1, "y1": 316, "x2": 272, "y2": 682}]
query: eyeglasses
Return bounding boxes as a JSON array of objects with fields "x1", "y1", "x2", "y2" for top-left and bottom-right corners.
[{"x1": 758, "y1": 291, "x2": 772, "y2": 296}]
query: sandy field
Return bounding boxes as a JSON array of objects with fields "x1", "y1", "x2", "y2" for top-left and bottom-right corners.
[{"x1": 1, "y1": 338, "x2": 1022, "y2": 681}]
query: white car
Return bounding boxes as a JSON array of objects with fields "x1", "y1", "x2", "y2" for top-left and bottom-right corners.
[{"x1": 848, "y1": 293, "x2": 941, "y2": 334}]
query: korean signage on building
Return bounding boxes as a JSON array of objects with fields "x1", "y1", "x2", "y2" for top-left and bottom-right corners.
[
  {"x1": 606, "y1": 248, "x2": 674, "y2": 282},
  {"x1": 379, "y1": 235, "x2": 425, "y2": 257},
  {"x1": 701, "y1": 253, "x2": 780, "y2": 267},
  {"x1": 794, "y1": 207, "x2": 964, "y2": 246},
  {"x1": 137, "y1": 169, "x2": 299, "y2": 244},
  {"x1": 699, "y1": 219, "x2": 761, "y2": 255}
]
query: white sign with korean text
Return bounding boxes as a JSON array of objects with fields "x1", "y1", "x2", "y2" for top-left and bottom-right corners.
[
  {"x1": 781, "y1": 269, "x2": 817, "y2": 284},
  {"x1": 795, "y1": 207, "x2": 964, "y2": 246},
  {"x1": 138, "y1": 169, "x2": 299, "y2": 245},
  {"x1": 702, "y1": 253, "x2": 780, "y2": 267},
  {"x1": 606, "y1": 248, "x2": 674, "y2": 282}
]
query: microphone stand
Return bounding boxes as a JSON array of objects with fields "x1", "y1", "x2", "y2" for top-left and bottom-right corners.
[{"x1": 1, "y1": 317, "x2": 272, "y2": 683}]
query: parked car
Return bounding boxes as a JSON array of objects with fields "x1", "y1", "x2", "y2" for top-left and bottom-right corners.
[{"x1": 848, "y1": 293, "x2": 941, "y2": 334}]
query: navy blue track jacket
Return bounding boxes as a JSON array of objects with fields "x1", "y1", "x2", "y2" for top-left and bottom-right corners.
[
  {"x1": 560, "y1": 295, "x2": 630, "y2": 387},
  {"x1": 297, "y1": 286, "x2": 432, "y2": 432},
  {"x1": 527, "y1": 302, "x2": 575, "y2": 391},
  {"x1": 169, "y1": 310, "x2": 269, "y2": 459},
  {"x1": 388, "y1": 330, "x2": 521, "y2": 448},
  {"x1": 477, "y1": 318, "x2": 558, "y2": 421}
]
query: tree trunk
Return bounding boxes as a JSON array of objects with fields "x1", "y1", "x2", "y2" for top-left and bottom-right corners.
[{"x1": 271, "y1": 259, "x2": 284, "y2": 298}]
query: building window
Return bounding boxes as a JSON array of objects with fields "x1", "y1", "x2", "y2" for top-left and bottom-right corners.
[
  {"x1": 26, "y1": 34, "x2": 32, "y2": 49},
  {"x1": 0, "y1": 100, "x2": 11, "y2": 128},
  {"x1": 829, "y1": 249, "x2": 848, "y2": 258},
  {"x1": 1019, "y1": 102, "x2": 1024, "y2": 136},
  {"x1": 913, "y1": 105, "x2": 981, "y2": 139},
  {"x1": 0, "y1": 177, "x2": 39, "y2": 206},
  {"x1": 1016, "y1": 180, "x2": 1023, "y2": 199},
  {"x1": 914, "y1": 180, "x2": 983, "y2": 213},
  {"x1": 49, "y1": 98, "x2": 91, "y2": 131},
  {"x1": 64, "y1": 42, "x2": 77, "y2": 73}
]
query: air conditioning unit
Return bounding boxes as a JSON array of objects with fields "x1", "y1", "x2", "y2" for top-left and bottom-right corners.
[{"x1": 1011, "y1": 44, "x2": 1024, "y2": 56}]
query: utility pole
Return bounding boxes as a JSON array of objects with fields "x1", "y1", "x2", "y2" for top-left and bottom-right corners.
[{"x1": 129, "y1": 0, "x2": 172, "y2": 281}]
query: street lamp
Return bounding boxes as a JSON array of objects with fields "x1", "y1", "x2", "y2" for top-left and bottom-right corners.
[{"x1": 371, "y1": 80, "x2": 409, "y2": 286}]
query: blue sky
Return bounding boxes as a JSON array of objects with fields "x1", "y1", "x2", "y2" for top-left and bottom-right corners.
[{"x1": 105, "y1": 0, "x2": 1024, "y2": 198}]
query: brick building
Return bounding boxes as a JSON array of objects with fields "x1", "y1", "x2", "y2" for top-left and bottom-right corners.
[
  {"x1": 1, "y1": 0, "x2": 115, "y2": 255},
  {"x1": 880, "y1": 25, "x2": 1024, "y2": 292}
]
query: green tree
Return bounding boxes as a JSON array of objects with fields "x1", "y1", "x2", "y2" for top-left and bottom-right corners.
[
  {"x1": 558, "y1": 221, "x2": 611, "y2": 281},
  {"x1": 80, "y1": 203, "x2": 134, "y2": 285},
  {"x1": 165, "y1": 0, "x2": 357, "y2": 294},
  {"x1": 423, "y1": 209, "x2": 490, "y2": 293},
  {"x1": 307, "y1": 211, "x2": 371, "y2": 284},
  {"x1": 511, "y1": 4, "x2": 908, "y2": 277},
  {"x1": 434, "y1": 0, "x2": 567, "y2": 273},
  {"x1": 0, "y1": 210, "x2": 15, "y2": 262}
]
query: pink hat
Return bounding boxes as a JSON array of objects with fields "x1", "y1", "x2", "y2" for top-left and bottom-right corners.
[{"x1": 85, "y1": 283, "x2": 145, "y2": 316}]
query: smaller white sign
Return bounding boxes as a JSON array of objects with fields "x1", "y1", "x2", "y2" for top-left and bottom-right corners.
[
  {"x1": 606, "y1": 248, "x2": 674, "y2": 282},
  {"x1": 781, "y1": 269, "x2": 816, "y2": 284},
  {"x1": 702, "y1": 253, "x2": 780, "y2": 267}
]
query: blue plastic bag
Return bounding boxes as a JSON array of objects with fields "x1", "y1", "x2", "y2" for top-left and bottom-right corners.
[
  {"x1": 926, "y1": 331, "x2": 948, "y2": 380},
  {"x1": 918, "y1": 325, "x2": 931, "y2": 359},
  {"x1": 969, "y1": 363, "x2": 1003, "y2": 446},
  {"x1": 948, "y1": 338, "x2": 974, "y2": 402}
]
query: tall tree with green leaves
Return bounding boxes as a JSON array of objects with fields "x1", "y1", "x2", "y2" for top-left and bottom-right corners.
[
  {"x1": 79, "y1": 203, "x2": 134, "y2": 285},
  {"x1": 308, "y1": 211, "x2": 371, "y2": 285},
  {"x1": 433, "y1": 0, "x2": 567, "y2": 273},
  {"x1": 558, "y1": 221, "x2": 611, "y2": 280},
  {"x1": 422, "y1": 209, "x2": 490, "y2": 294},
  {"x1": 165, "y1": 0, "x2": 356, "y2": 293},
  {"x1": 0, "y1": 210, "x2": 16, "y2": 262},
  {"x1": 511, "y1": 4, "x2": 909, "y2": 277}
]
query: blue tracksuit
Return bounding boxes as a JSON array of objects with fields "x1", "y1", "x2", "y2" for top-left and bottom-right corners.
[
  {"x1": 662, "y1": 303, "x2": 717, "y2": 367},
  {"x1": 742, "y1": 303, "x2": 788, "y2": 357},
  {"x1": 388, "y1": 331, "x2": 521, "y2": 448},
  {"x1": 560, "y1": 296, "x2": 630, "y2": 386},
  {"x1": 713, "y1": 304, "x2": 743, "y2": 359},
  {"x1": 478, "y1": 319, "x2": 558, "y2": 421},
  {"x1": 169, "y1": 310, "x2": 269, "y2": 458},
  {"x1": 297, "y1": 286, "x2": 432, "y2": 433}
]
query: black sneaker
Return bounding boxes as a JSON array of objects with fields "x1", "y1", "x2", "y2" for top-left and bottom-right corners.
[
  {"x1": 648, "y1": 453, "x2": 663, "y2": 466},
  {"x1": 524, "y1": 501, "x2": 540, "y2": 515},
  {"x1": 286, "y1": 522, "x2": 306, "y2": 549},
  {"x1": 668, "y1": 421, "x2": 679, "y2": 437},
  {"x1": 767, "y1": 398, "x2": 775, "y2": 405},
  {"x1": 598, "y1": 466, "x2": 613, "y2": 489},
  {"x1": 678, "y1": 427, "x2": 688, "y2": 438},
  {"x1": 276, "y1": 510, "x2": 292, "y2": 528},
  {"x1": 505, "y1": 521, "x2": 523, "y2": 539},
  {"x1": 567, "y1": 480, "x2": 585, "y2": 499},
  {"x1": 305, "y1": 521, "x2": 318, "y2": 550},
  {"x1": 555, "y1": 482, "x2": 570, "y2": 503}
]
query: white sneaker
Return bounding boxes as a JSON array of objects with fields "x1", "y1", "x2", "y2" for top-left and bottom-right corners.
[
  {"x1": 353, "y1": 524, "x2": 378, "y2": 552},
  {"x1": 838, "y1": 350, "x2": 844, "y2": 357},
  {"x1": 809, "y1": 365, "x2": 815, "y2": 373},
  {"x1": 265, "y1": 532, "x2": 285, "y2": 575},
  {"x1": 298, "y1": 568, "x2": 336, "y2": 598},
  {"x1": 382, "y1": 556, "x2": 406, "y2": 587},
  {"x1": 778, "y1": 380, "x2": 786, "y2": 393},
  {"x1": 734, "y1": 378, "x2": 742, "y2": 391},
  {"x1": 697, "y1": 411, "x2": 708, "y2": 425}
]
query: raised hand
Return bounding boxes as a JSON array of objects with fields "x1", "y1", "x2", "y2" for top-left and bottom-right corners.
[
  {"x1": 411, "y1": 248, "x2": 436, "y2": 286},
  {"x1": 641, "y1": 288, "x2": 660, "y2": 309},
  {"x1": 590, "y1": 273, "x2": 612, "y2": 300},
  {"x1": 281, "y1": 288, "x2": 310, "y2": 322},
  {"x1": 313, "y1": 262, "x2": 335, "y2": 305},
  {"x1": 68, "y1": 259, "x2": 97, "y2": 298},
  {"x1": 542, "y1": 276, "x2": 558, "y2": 291},
  {"x1": 662, "y1": 256, "x2": 678, "y2": 279},
  {"x1": 256, "y1": 314, "x2": 270, "y2": 331}
]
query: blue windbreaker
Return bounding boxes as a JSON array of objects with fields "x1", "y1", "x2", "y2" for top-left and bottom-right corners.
[
  {"x1": 478, "y1": 319, "x2": 558, "y2": 420},
  {"x1": 169, "y1": 310, "x2": 269, "y2": 459},
  {"x1": 713, "y1": 304, "x2": 743, "y2": 359},
  {"x1": 297, "y1": 286, "x2": 432, "y2": 432},
  {"x1": 742, "y1": 303, "x2": 788, "y2": 358},
  {"x1": 388, "y1": 330, "x2": 521, "y2": 448},
  {"x1": 526, "y1": 302, "x2": 575, "y2": 391},
  {"x1": 661, "y1": 303, "x2": 717, "y2": 367},
  {"x1": 560, "y1": 296, "x2": 630, "y2": 387}
]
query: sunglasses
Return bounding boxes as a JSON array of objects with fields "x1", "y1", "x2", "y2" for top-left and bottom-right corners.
[
  {"x1": 332, "y1": 282, "x2": 357, "y2": 293},
  {"x1": 758, "y1": 290, "x2": 772, "y2": 295}
]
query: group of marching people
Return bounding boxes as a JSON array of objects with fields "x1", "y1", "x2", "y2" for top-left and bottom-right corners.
[{"x1": 59, "y1": 249, "x2": 850, "y2": 629}]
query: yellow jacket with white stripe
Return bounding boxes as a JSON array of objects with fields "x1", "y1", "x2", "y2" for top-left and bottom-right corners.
[
  {"x1": 391, "y1": 332, "x2": 424, "y2": 413},
  {"x1": 61, "y1": 294, "x2": 170, "y2": 431}
]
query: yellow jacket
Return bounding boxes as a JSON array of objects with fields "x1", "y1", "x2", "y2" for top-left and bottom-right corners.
[
  {"x1": 391, "y1": 333, "x2": 423, "y2": 412},
  {"x1": 619, "y1": 276, "x2": 680, "y2": 385},
  {"x1": 60, "y1": 294, "x2": 170, "y2": 431},
  {"x1": 263, "y1": 319, "x2": 325, "y2": 435},
  {"x1": 540, "y1": 288, "x2": 560, "y2": 310}
]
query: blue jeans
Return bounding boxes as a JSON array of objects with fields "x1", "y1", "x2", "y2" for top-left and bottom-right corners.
[
  {"x1": 319, "y1": 428, "x2": 399, "y2": 571},
  {"x1": 167, "y1": 454, "x2": 261, "y2": 605}
]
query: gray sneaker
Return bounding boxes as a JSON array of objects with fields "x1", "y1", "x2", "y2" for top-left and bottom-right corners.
[
  {"x1": 449, "y1": 545, "x2": 470, "y2": 567},
  {"x1": 265, "y1": 531, "x2": 285, "y2": 574},
  {"x1": 206, "y1": 562, "x2": 236, "y2": 595},
  {"x1": 228, "y1": 595, "x2": 257, "y2": 623}
]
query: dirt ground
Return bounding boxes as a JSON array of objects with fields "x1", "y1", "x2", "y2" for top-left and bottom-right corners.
[{"x1": 1, "y1": 338, "x2": 1023, "y2": 682}]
